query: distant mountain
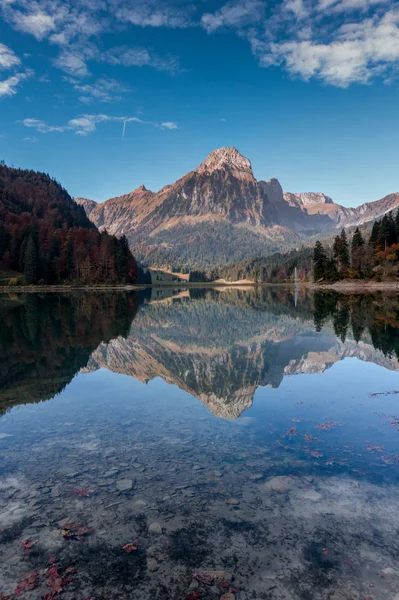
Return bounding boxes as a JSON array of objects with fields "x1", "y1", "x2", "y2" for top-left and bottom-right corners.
[
  {"x1": 76, "y1": 147, "x2": 399, "y2": 269},
  {"x1": 0, "y1": 163, "x2": 138, "y2": 284},
  {"x1": 283, "y1": 190, "x2": 399, "y2": 229}
]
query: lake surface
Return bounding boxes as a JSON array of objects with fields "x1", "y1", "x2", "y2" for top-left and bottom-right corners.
[{"x1": 1, "y1": 287, "x2": 399, "y2": 600}]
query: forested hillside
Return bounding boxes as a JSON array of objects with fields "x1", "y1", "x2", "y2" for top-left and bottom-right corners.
[
  {"x1": 0, "y1": 162, "x2": 138, "y2": 285},
  {"x1": 313, "y1": 211, "x2": 399, "y2": 282},
  {"x1": 187, "y1": 209, "x2": 399, "y2": 284},
  {"x1": 188, "y1": 247, "x2": 313, "y2": 283}
]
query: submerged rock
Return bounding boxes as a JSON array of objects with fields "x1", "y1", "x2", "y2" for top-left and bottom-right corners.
[
  {"x1": 148, "y1": 522, "x2": 163, "y2": 535},
  {"x1": 382, "y1": 567, "x2": 399, "y2": 576},
  {"x1": 194, "y1": 571, "x2": 231, "y2": 585},
  {"x1": 58, "y1": 467, "x2": 80, "y2": 478},
  {"x1": 329, "y1": 588, "x2": 360, "y2": 600},
  {"x1": 147, "y1": 557, "x2": 159, "y2": 571},
  {"x1": 264, "y1": 476, "x2": 296, "y2": 492},
  {"x1": 116, "y1": 478, "x2": 133, "y2": 492},
  {"x1": 301, "y1": 489, "x2": 322, "y2": 502},
  {"x1": 249, "y1": 473, "x2": 263, "y2": 481}
]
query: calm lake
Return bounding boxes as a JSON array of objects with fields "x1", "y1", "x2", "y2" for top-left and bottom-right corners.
[{"x1": 1, "y1": 287, "x2": 399, "y2": 600}]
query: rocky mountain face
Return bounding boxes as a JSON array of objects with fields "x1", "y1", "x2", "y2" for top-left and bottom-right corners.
[{"x1": 76, "y1": 147, "x2": 399, "y2": 268}]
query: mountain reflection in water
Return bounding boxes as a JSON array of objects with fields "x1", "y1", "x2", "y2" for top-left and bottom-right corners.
[
  {"x1": 1, "y1": 288, "x2": 399, "y2": 418},
  {"x1": 1, "y1": 288, "x2": 399, "y2": 600}
]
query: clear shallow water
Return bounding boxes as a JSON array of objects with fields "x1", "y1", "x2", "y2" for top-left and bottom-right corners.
[{"x1": 1, "y1": 288, "x2": 399, "y2": 600}]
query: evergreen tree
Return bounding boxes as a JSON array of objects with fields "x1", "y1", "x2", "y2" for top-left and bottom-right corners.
[
  {"x1": 369, "y1": 221, "x2": 380, "y2": 247},
  {"x1": 325, "y1": 258, "x2": 339, "y2": 282},
  {"x1": 24, "y1": 235, "x2": 38, "y2": 284},
  {"x1": 333, "y1": 235, "x2": 341, "y2": 265},
  {"x1": 352, "y1": 227, "x2": 364, "y2": 250},
  {"x1": 339, "y1": 229, "x2": 350, "y2": 273},
  {"x1": 378, "y1": 214, "x2": 396, "y2": 249},
  {"x1": 313, "y1": 241, "x2": 327, "y2": 281},
  {"x1": 351, "y1": 227, "x2": 365, "y2": 273}
]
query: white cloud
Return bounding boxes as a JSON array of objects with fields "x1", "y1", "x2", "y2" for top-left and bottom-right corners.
[
  {"x1": 0, "y1": 70, "x2": 32, "y2": 98},
  {"x1": 160, "y1": 121, "x2": 178, "y2": 129},
  {"x1": 4, "y1": 0, "x2": 398, "y2": 90},
  {"x1": 113, "y1": 1, "x2": 192, "y2": 28},
  {"x1": 255, "y1": 8, "x2": 399, "y2": 86},
  {"x1": 199, "y1": 0, "x2": 399, "y2": 87},
  {"x1": 0, "y1": 43, "x2": 20, "y2": 70},
  {"x1": 317, "y1": 0, "x2": 389, "y2": 13},
  {"x1": 70, "y1": 76, "x2": 129, "y2": 103},
  {"x1": 22, "y1": 117, "x2": 66, "y2": 132},
  {"x1": 23, "y1": 136, "x2": 38, "y2": 142},
  {"x1": 102, "y1": 45, "x2": 181, "y2": 74},
  {"x1": 201, "y1": 0, "x2": 265, "y2": 33},
  {"x1": 53, "y1": 50, "x2": 91, "y2": 77},
  {"x1": 22, "y1": 113, "x2": 178, "y2": 135},
  {"x1": 0, "y1": 0, "x2": 186, "y2": 87},
  {"x1": 17, "y1": 11, "x2": 56, "y2": 39},
  {"x1": 282, "y1": 0, "x2": 309, "y2": 19},
  {"x1": 1, "y1": 0, "x2": 104, "y2": 46}
]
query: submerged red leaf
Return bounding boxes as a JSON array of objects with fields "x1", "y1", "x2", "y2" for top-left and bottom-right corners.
[
  {"x1": 122, "y1": 542, "x2": 138, "y2": 553},
  {"x1": 14, "y1": 571, "x2": 40, "y2": 595},
  {"x1": 73, "y1": 488, "x2": 92, "y2": 497}
]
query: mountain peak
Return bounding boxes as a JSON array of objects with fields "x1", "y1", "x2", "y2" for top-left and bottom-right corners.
[
  {"x1": 134, "y1": 184, "x2": 148, "y2": 193},
  {"x1": 195, "y1": 147, "x2": 254, "y2": 181}
]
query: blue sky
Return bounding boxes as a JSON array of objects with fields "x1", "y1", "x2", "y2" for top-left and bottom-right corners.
[{"x1": 0, "y1": 0, "x2": 399, "y2": 206}]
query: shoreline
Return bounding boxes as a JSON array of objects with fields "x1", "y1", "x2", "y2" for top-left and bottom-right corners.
[
  {"x1": 1, "y1": 280, "x2": 399, "y2": 293},
  {"x1": 309, "y1": 280, "x2": 399, "y2": 292},
  {"x1": 0, "y1": 281, "x2": 263, "y2": 293}
]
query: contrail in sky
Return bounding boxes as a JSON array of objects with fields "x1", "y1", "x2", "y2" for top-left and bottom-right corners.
[{"x1": 122, "y1": 121, "x2": 126, "y2": 140}]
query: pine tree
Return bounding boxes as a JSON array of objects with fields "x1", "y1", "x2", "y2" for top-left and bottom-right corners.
[
  {"x1": 333, "y1": 235, "x2": 341, "y2": 265},
  {"x1": 313, "y1": 241, "x2": 327, "y2": 281},
  {"x1": 24, "y1": 235, "x2": 38, "y2": 284},
  {"x1": 352, "y1": 227, "x2": 364, "y2": 250},
  {"x1": 339, "y1": 229, "x2": 350, "y2": 274},
  {"x1": 378, "y1": 214, "x2": 396, "y2": 250},
  {"x1": 369, "y1": 221, "x2": 380, "y2": 247},
  {"x1": 351, "y1": 227, "x2": 365, "y2": 274},
  {"x1": 325, "y1": 258, "x2": 339, "y2": 282}
]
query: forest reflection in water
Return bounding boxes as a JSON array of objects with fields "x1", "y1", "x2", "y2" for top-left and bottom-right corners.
[{"x1": 1, "y1": 287, "x2": 399, "y2": 600}]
